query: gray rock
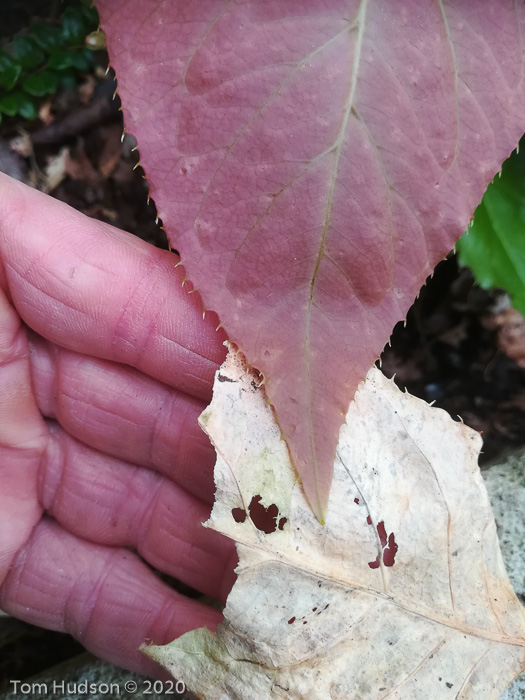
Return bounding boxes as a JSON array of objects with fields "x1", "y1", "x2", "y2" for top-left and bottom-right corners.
[
  {"x1": 483, "y1": 449, "x2": 525, "y2": 699},
  {"x1": 0, "y1": 652, "x2": 192, "y2": 700}
]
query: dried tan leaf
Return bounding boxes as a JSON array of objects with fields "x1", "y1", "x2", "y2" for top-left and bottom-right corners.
[
  {"x1": 40, "y1": 147, "x2": 69, "y2": 194},
  {"x1": 144, "y1": 350, "x2": 525, "y2": 699}
]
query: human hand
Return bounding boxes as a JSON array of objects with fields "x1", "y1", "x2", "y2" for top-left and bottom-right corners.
[{"x1": 0, "y1": 172, "x2": 236, "y2": 676}]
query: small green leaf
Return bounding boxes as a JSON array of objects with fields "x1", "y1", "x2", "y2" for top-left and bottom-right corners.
[
  {"x1": 15, "y1": 92, "x2": 38, "y2": 120},
  {"x1": 0, "y1": 94, "x2": 19, "y2": 117},
  {"x1": 457, "y1": 138, "x2": 525, "y2": 316},
  {"x1": 22, "y1": 70, "x2": 58, "y2": 96},
  {"x1": 48, "y1": 50, "x2": 74, "y2": 70},
  {"x1": 72, "y1": 48, "x2": 94, "y2": 71},
  {"x1": 0, "y1": 51, "x2": 16, "y2": 71},
  {"x1": 12, "y1": 36, "x2": 45, "y2": 70},
  {"x1": 0, "y1": 53, "x2": 22, "y2": 90},
  {"x1": 80, "y1": 5, "x2": 100, "y2": 27},
  {"x1": 31, "y1": 23, "x2": 64, "y2": 51},
  {"x1": 61, "y1": 7, "x2": 88, "y2": 45},
  {"x1": 57, "y1": 69, "x2": 77, "y2": 91}
]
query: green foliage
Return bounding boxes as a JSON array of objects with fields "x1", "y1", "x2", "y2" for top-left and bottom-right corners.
[
  {"x1": 0, "y1": 4, "x2": 101, "y2": 125},
  {"x1": 457, "y1": 136, "x2": 525, "y2": 316}
]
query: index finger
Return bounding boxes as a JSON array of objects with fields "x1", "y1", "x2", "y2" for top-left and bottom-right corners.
[{"x1": 0, "y1": 173, "x2": 227, "y2": 400}]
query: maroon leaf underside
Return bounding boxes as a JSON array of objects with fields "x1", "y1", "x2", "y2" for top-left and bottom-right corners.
[{"x1": 97, "y1": 0, "x2": 525, "y2": 521}]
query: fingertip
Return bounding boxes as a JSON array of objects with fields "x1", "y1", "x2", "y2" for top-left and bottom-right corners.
[{"x1": 0, "y1": 176, "x2": 227, "y2": 398}]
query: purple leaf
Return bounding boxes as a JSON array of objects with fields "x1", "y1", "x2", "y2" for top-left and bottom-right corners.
[{"x1": 96, "y1": 0, "x2": 525, "y2": 521}]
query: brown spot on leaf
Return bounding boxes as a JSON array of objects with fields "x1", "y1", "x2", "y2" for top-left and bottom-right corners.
[{"x1": 218, "y1": 374, "x2": 234, "y2": 383}]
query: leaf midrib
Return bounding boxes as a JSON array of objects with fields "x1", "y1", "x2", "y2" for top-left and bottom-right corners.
[
  {"x1": 224, "y1": 546, "x2": 525, "y2": 648},
  {"x1": 304, "y1": 0, "x2": 369, "y2": 516}
]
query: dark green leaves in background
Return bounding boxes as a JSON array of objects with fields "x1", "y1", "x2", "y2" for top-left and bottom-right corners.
[
  {"x1": 0, "y1": 4, "x2": 101, "y2": 124},
  {"x1": 457, "y1": 137, "x2": 525, "y2": 316}
]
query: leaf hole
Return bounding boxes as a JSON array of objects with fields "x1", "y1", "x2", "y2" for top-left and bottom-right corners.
[
  {"x1": 231, "y1": 507, "x2": 247, "y2": 523},
  {"x1": 248, "y1": 495, "x2": 279, "y2": 534}
]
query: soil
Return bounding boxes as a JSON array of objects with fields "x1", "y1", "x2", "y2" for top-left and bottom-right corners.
[{"x1": 1, "y1": 6, "x2": 525, "y2": 690}]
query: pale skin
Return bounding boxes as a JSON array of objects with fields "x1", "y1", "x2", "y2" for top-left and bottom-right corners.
[{"x1": 0, "y1": 172, "x2": 237, "y2": 677}]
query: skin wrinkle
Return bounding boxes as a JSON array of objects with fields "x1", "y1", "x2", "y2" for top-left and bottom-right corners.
[
  {"x1": 147, "y1": 598, "x2": 184, "y2": 646},
  {"x1": 67, "y1": 542, "x2": 122, "y2": 641},
  {"x1": 20, "y1": 265, "x2": 218, "y2": 399},
  {"x1": 135, "y1": 475, "x2": 165, "y2": 553},
  {"x1": 6, "y1": 263, "x2": 92, "y2": 326},
  {"x1": 0, "y1": 517, "x2": 224, "y2": 672},
  {"x1": 34, "y1": 424, "x2": 229, "y2": 597},
  {"x1": 154, "y1": 502, "x2": 209, "y2": 573},
  {"x1": 37, "y1": 427, "x2": 61, "y2": 515},
  {"x1": 28, "y1": 335, "x2": 57, "y2": 417},
  {"x1": 0, "y1": 172, "x2": 235, "y2": 674},
  {"x1": 150, "y1": 392, "x2": 186, "y2": 470},
  {"x1": 108, "y1": 250, "x2": 163, "y2": 362},
  {"x1": 44, "y1": 346, "x2": 148, "y2": 432},
  {"x1": 1, "y1": 201, "x2": 224, "y2": 394},
  {"x1": 28, "y1": 341, "x2": 215, "y2": 500}
]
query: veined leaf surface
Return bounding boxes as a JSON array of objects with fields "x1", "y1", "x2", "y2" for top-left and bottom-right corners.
[
  {"x1": 144, "y1": 350, "x2": 525, "y2": 699},
  {"x1": 96, "y1": 0, "x2": 525, "y2": 520}
]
